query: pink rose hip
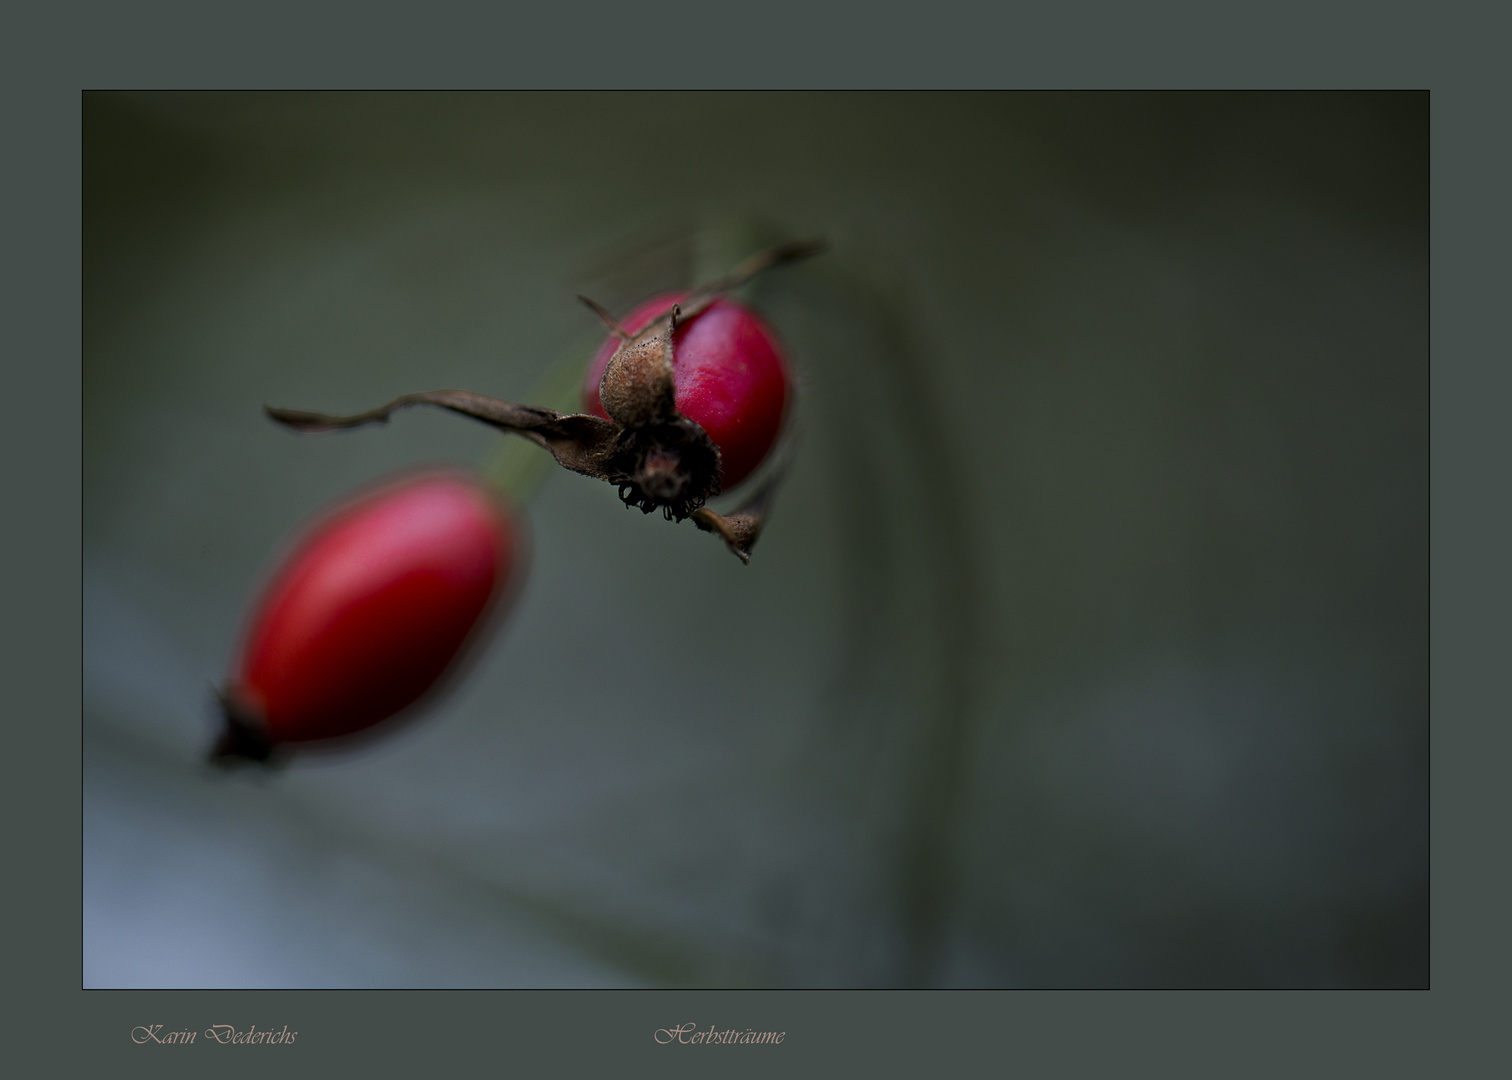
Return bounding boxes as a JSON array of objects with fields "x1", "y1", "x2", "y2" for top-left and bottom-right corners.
[{"x1": 582, "y1": 293, "x2": 790, "y2": 491}]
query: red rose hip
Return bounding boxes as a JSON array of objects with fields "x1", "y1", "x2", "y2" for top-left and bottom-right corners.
[
  {"x1": 263, "y1": 239, "x2": 821, "y2": 561},
  {"x1": 582, "y1": 294, "x2": 790, "y2": 491},
  {"x1": 213, "y1": 470, "x2": 523, "y2": 764}
]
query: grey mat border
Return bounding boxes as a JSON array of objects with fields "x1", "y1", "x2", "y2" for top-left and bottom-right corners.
[{"x1": 16, "y1": 3, "x2": 1485, "y2": 1077}]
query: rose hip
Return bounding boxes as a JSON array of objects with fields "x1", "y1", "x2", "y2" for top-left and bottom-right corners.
[
  {"x1": 264, "y1": 239, "x2": 822, "y2": 561},
  {"x1": 581, "y1": 293, "x2": 790, "y2": 491},
  {"x1": 213, "y1": 470, "x2": 523, "y2": 764}
]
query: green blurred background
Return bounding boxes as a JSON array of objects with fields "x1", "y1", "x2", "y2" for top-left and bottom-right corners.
[{"x1": 83, "y1": 92, "x2": 1427, "y2": 987}]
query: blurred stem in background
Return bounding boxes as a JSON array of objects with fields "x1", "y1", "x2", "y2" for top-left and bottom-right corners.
[
  {"x1": 799, "y1": 247, "x2": 983, "y2": 986},
  {"x1": 697, "y1": 215, "x2": 985, "y2": 984},
  {"x1": 867, "y1": 291, "x2": 981, "y2": 986}
]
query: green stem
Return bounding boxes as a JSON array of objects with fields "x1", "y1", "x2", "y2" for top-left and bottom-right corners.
[{"x1": 480, "y1": 335, "x2": 600, "y2": 506}]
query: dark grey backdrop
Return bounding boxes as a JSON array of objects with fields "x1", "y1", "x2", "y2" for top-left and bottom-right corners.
[{"x1": 83, "y1": 92, "x2": 1427, "y2": 987}]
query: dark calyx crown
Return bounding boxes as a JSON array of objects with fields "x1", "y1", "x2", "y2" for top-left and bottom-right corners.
[{"x1": 611, "y1": 417, "x2": 722, "y2": 521}]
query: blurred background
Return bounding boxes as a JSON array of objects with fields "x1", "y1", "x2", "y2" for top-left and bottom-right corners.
[{"x1": 83, "y1": 92, "x2": 1427, "y2": 988}]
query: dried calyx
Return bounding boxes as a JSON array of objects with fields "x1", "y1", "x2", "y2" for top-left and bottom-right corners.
[
  {"x1": 266, "y1": 239, "x2": 821, "y2": 562},
  {"x1": 211, "y1": 689, "x2": 283, "y2": 766}
]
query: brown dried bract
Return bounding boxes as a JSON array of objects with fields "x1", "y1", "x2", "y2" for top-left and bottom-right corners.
[{"x1": 691, "y1": 456, "x2": 789, "y2": 564}]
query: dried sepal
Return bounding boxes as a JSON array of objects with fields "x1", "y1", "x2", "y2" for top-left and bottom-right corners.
[
  {"x1": 691, "y1": 457, "x2": 789, "y2": 564},
  {"x1": 575, "y1": 294, "x2": 632, "y2": 340},
  {"x1": 596, "y1": 309, "x2": 679, "y2": 428},
  {"x1": 615, "y1": 238, "x2": 827, "y2": 335},
  {"x1": 266, "y1": 391, "x2": 721, "y2": 521},
  {"x1": 266, "y1": 391, "x2": 622, "y2": 482},
  {"x1": 690, "y1": 507, "x2": 762, "y2": 564},
  {"x1": 209, "y1": 686, "x2": 290, "y2": 768}
]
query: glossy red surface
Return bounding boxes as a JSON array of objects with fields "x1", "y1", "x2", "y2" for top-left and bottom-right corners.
[
  {"x1": 228, "y1": 472, "x2": 517, "y2": 745},
  {"x1": 582, "y1": 294, "x2": 790, "y2": 489}
]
